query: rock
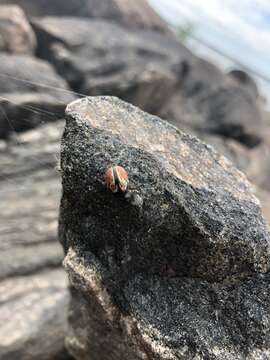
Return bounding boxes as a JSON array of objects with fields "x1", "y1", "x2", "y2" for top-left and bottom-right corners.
[
  {"x1": 162, "y1": 62, "x2": 264, "y2": 150},
  {"x1": 0, "y1": 53, "x2": 75, "y2": 137},
  {"x1": 0, "y1": 120, "x2": 71, "y2": 359},
  {"x1": 199, "y1": 135, "x2": 270, "y2": 193},
  {"x1": 256, "y1": 188, "x2": 270, "y2": 226},
  {"x1": 32, "y1": 17, "x2": 192, "y2": 114},
  {"x1": 0, "y1": 120, "x2": 64, "y2": 278},
  {"x1": 159, "y1": 91, "x2": 206, "y2": 135},
  {"x1": 228, "y1": 69, "x2": 258, "y2": 99},
  {"x1": 245, "y1": 143, "x2": 270, "y2": 192},
  {"x1": 0, "y1": 92, "x2": 67, "y2": 138},
  {"x1": 200, "y1": 134, "x2": 252, "y2": 171},
  {"x1": 0, "y1": 5, "x2": 36, "y2": 54},
  {"x1": 202, "y1": 86, "x2": 263, "y2": 148},
  {"x1": 0, "y1": 0, "x2": 169, "y2": 32},
  {"x1": 159, "y1": 58, "x2": 228, "y2": 136},
  {"x1": 60, "y1": 96, "x2": 270, "y2": 359},
  {"x1": 0, "y1": 269, "x2": 69, "y2": 360},
  {"x1": 0, "y1": 53, "x2": 72, "y2": 95},
  {"x1": 183, "y1": 57, "x2": 228, "y2": 98}
]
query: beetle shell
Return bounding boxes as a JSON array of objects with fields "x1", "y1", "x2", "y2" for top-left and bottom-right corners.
[{"x1": 104, "y1": 165, "x2": 129, "y2": 193}]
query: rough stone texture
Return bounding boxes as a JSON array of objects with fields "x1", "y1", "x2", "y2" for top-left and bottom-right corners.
[
  {"x1": 0, "y1": 0, "x2": 169, "y2": 32},
  {"x1": 0, "y1": 121, "x2": 64, "y2": 276},
  {"x1": 0, "y1": 121, "x2": 70, "y2": 359},
  {"x1": 160, "y1": 73, "x2": 270, "y2": 198},
  {"x1": 0, "y1": 5, "x2": 36, "y2": 54},
  {"x1": 0, "y1": 52, "x2": 75, "y2": 137},
  {"x1": 32, "y1": 17, "x2": 192, "y2": 114},
  {"x1": 0, "y1": 270, "x2": 69, "y2": 360},
  {"x1": 60, "y1": 96, "x2": 270, "y2": 359},
  {"x1": 198, "y1": 134, "x2": 270, "y2": 192}
]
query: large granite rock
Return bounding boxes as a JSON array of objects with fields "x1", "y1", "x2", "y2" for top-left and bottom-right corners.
[
  {"x1": 0, "y1": 121, "x2": 70, "y2": 359},
  {"x1": 0, "y1": 53, "x2": 75, "y2": 138},
  {"x1": 0, "y1": 5, "x2": 36, "y2": 54},
  {"x1": 59, "y1": 96, "x2": 270, "y2": 359},
  {"x1": 0, "y1": 0, "x2": 169, "y2": 32},
  {"x1": 32, "y1": 17, "x2": 192, "y2": 115}
]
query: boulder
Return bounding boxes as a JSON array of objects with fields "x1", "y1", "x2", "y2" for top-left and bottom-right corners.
[
  {"x1": 202, "y1": 86, "x2": 263, "y2": 147},
  {"x1": 0, "y1": 53, "x2": 75, "y2": 137},
  {"x1": 0, "y1": 120, "x2": 64, "y2": 277},
  {"x1": 0, "y1": 5, "x2": 36, "y2": 54},
  {"x1": 182, "y1": 57, "x2": 228, "y2": 98},
  {"x1": 0, "y1": 53, "x2": 73, "y2": 95},
  {"x1": 0, "y1": 270, "x2": 69, "y2": 360},
  {"x1": 0, "y1": 120, "x2": 70, "y2": 359},
  {"x1": 200, "y1": 133, "x2": 252, "y2": 171},
  {"x1": 245, "y1": 143, "x2": 270, "y2": 192},
  {"x1": 32, "y1": 17, "x2": 193, "y2": 114},
  {"x1": 59, "y1": 96, "x2": 270, "y2": 359},
  {"x1": 228, "y1": 69, "x2": 258, "y2": 99},
  {"x1": 159, "y1": 58, "x2": 228, "y2": 136},
  {"x1": 162, "y1": 62, "x2": 264, "y2": 150},
  {"x1": 0, "y1": 0, "x2": 169, "y2": 32}
]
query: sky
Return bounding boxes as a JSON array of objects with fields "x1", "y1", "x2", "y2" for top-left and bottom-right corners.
[{"x1": 149, "y1": 0, "x2": 270, "y2": 80}]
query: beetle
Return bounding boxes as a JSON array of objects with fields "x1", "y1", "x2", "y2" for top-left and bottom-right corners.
[{"x1": 104, "y1": 165, "x2": 129, "y2": 193}]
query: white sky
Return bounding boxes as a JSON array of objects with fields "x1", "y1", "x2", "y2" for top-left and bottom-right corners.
[{"x1": 150, "y1": 0, "x2": 270, "y2": 78}]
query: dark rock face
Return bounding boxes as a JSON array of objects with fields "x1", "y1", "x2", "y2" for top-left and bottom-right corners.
[
  {"x1": 202, "y1": 87, "x2": 263, "y2": 148},
  {"x1": 228, "y1": 69, "x2": 258, "y2": 99},
  {"x1": 125, "y1": 272, "x2": 270, "y2": 360},
  {"x1": 60, "y1": 96, "x2": 270, "y2": 359},
  {"x1": 0, "y1": 0, "x2": 169, "y2": 32},
  {"x1": 0, "y1": 53, "x2": 75, "y2": 138},
  {"x1": 0, "y1": 121, "x2": 70, "y2": 359},
  {"x1": 183, "y1": 57, "x2": 228, "y2": 98},
  {"x1": 32, "y1": 17, "x2": 192, "y2": 114},
  {"x1": 0, "y1": 5, "x2": 36, "y2": 54}
]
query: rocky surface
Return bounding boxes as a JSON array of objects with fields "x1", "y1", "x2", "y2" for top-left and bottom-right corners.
[
  {"x1": 228, "y1": 69, "x2": 259, "y2": 99},
  {"x1": 0, "y1": 5, "x2": 36, "y2": 54},
  {"x1": 163, "y1": 76, "x2": 264, "y2": 146},
  {"x1": 201, "y1": 86, "x2": 263, "y2": 147},
  {"x1": 59, "y1": 96, "x2": 270, "y2": 359},
  {"x1": 1, "y1": 0, "x2": 270, "y2": 359},
  {"x1": 0, "y1": 270, "x2": 69, "y2": 360},
  {"x1": 32, "y1": 16, "x2": 192, "y2": 114},
  {"x1": 0, "y1": 0, "x2": 169, "y2": 32},
  {"x1": 0, "y1": 121, "x2": 70, "y2": 359},
  {"x1": 182, "y1": 57, "x2": 228, "y2": 98},
  {"x1": 0, "y1": 52, "x2": 75, "y2": 138}
]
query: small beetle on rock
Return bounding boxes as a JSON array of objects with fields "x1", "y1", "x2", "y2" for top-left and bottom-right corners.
[{"x1": 104, "y1": 165, "x2": 129, "y2": 193}]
